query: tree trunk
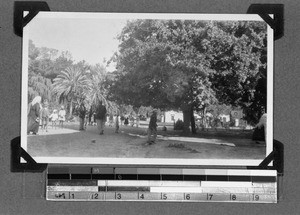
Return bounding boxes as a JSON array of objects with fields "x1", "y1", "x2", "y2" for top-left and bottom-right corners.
[
  {"x1": 190, "y1": 106, "x2": 196, "y2": 134},
  {"x1": 69, "y1": 101, "x2": 73, "y2": 116},
  {"x1": 182, "y1": 104, "x2": 191, "y2": 135},
  {"x1": 202, "y1": 107, "x2": 206, "y2": 131}
]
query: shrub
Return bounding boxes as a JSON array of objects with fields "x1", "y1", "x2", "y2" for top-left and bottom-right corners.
[{"x1": 174, "y1": 119, "x2": 184, "y2": 130}]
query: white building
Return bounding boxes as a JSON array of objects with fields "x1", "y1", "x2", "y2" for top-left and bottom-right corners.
[
  {"x1": 163, "y1": 110, "x2": 183, "y2": 123},
  {"x1": 219, "y1": 114, "x2": 230, "y2": 122}
]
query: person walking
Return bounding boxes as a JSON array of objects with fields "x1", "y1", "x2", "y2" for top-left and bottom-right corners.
[
  {"x1": 115, "y1": 111, "x2": 120, "y2": 133},
  {"x1": 78, "y1": 102, "x2": 86, "y2": 131},
  {"x1": 95, "y1": 100, "x2": 107, "y2": 135},
  {"x1": 147, "y1": 109, "x2": 157, "y2": 144},
  {"x1": 41, "y1": 100, "x2": 50, "y2": 132},
  {"x1": 27, "y1": 96, "x2": 42, "y2": 135}
]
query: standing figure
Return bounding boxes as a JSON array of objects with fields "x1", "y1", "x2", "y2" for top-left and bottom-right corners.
[
  {"x1": 88, "y1": 107, "x2": 93, "y2": 125},
  {"x1": 95, "y1": 100, "x2": 107, "y2": 135},
  {"x1": 58, "y1": 105, "x2": 66, "y2": 128},
  {"x1": 108, "y1": 113, "x2": 114, "y2": 127},
  {"x1": 130, "y1": 115, "x2": 134, "y2": 127},
  {"x1": 115, "y1": 112, "x2": 120, "y2": 133},
  {"x1": 252, "y1": 113, "x2": 267, "y2": 142},
  {"x1": 147, "y1": 110, "x2": 157, "y2": 144},
  {"x1": 124, "y1": 116, "x2": 129, "y2": 126},
  {"x1": 41, "y1": 100, "x2": 50, "y2": 132},
  {"x1": 49, "y1": 109, "x2": 59, "y2": 129},
  {"x1": 78, "y1": 102, "x2": 86, "y2": 131},
  {"x1": 84, "y1": 112, "x2": 89, "y2": 129},
  {"x1": 27, "y1": 96, "x2": 42, "y2": 135}
]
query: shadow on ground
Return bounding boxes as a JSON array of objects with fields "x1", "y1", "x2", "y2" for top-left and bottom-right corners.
[{"x1": 27, "y1": 122, "x2": 266, "y2": 160}]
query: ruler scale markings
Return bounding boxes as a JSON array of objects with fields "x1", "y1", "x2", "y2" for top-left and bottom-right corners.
[{"x1": 160, "y1": 193, "x2": 185, "y2": 201}]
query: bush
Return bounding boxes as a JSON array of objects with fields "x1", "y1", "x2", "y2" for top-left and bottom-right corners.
[{"x1": 174, "y1": 119, "x2": 184, "y2": 130}]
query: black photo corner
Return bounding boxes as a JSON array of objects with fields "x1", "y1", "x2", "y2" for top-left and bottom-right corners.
[
  {"x1": 13, "y1": 1, "x2": 50, "y2": 37},
  {"x1": 11, "y1": 136, "x2": 47, "y2": 172}
]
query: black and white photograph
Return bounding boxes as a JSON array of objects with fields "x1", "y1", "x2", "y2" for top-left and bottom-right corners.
[{"x1": 21, "y1": 12, "x2": 273, "y2": 165}]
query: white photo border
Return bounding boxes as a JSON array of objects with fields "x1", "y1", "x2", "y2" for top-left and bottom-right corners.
[{"x1": 21, "y1": 12, "x2": 273, "y2": 166}]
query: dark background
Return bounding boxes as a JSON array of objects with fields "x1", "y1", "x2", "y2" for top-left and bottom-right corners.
[{"x1": 0, "y1": 0, "x2": 299, "y2": 214}]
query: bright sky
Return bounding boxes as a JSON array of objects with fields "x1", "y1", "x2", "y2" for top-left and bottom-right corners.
[
  {"x1": 27, "y1": 14, "x2": 128, "y2": 71},
  {"x1": 26, "y1": 13, "x2": 266, "y2": 72}
]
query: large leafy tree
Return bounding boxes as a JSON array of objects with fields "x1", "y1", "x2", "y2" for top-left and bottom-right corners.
[
  {"x1": 110, "y1": 19, "x2": 267, "y2": 133},
  {"x1": 28, "y1": 40, "x2": 53, "y2": 102},
  {"x1": 110, "y1": 20, "x2": 215, "y2": 133},
  {"x1": 28, "y1": 73, "x2": 53, "y2": 102},
  {"x1": 206, "y1": 21, "x2": 267, "y2": 107},
  {"x1": 28, "y1": 40, "x2": 74, "y2": 80}
]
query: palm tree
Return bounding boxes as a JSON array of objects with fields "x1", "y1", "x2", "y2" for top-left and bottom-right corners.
[
  {"x1": 52, "y1": 66, "x2": 90, "y2": 116},
  {"x1": 85, "y1": 64, "x2": 108, "y2": 107}
]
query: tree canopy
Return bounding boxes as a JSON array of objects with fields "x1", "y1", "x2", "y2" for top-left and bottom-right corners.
[{"x1": 109, "y1": 19, "x2": 267, "y2": 130}]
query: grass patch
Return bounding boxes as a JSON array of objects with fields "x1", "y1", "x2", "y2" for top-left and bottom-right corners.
[
  {"x1": 168, "y1": 143, "x2": 185, "y2": 148},
  {"x1": 167, "y1": 143, "x2": 200, "y2": 153}
]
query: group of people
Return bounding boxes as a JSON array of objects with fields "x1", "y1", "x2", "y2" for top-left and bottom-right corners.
[
  {"x1": 77, "y1": 100, "x2": 113, "y2": 135},
  {"x1": 76, "y1": 99, "x2": 158, "y2": 144},
  {"x1": 27, "y1": 96, "x2": 66, "y2": 135},
  {"x1": 27, "y1": 96, "x2": 159, "y2": 145}
]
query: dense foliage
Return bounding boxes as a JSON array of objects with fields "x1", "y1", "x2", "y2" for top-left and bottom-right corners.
[
  {"x1": 109, "y1": 19, "x2": 268, "y2": 130},
  {"x1": 28, "y1": 19, "x2": 268, "y2": 130}
]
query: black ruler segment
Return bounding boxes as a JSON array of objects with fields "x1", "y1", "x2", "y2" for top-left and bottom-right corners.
[
  {"x1": 116, "y1": 174, "x2": 138, "y2": 180},
  {"x1": 183, "y1": 175, "x2": 206, "y2": 181},
  {"x1": 252, "y1": 176, "x2": 276, "y2": 182},
  {"x1": 48, "y1": 174, "x2": 70, "y2": 179},
  {"x1": 161, "y1": 174, "x2": 183, "y2": 181},
  {"x1": 138, "y1": 174, "x2": 161, "y2": 180},
  {"x1": 206, "y1": 175, "x2": 228, "y2": 181},
  {"x1": 103, "y1": 186, "x2": 150, "y2": 192},
  {"x1": 92, "y1": 174, "x2": 115, "y2": 180},
  {"x1": 71, "y1": 174, "x2": 92, "y2": 180},
  {"x1": 228, "y1": 176, "x2": 251, "y2": 181}
]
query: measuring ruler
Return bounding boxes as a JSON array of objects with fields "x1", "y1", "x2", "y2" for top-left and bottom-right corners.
[{"x1": 46, "y1": 167, "x2": 277, "y2": 203}]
